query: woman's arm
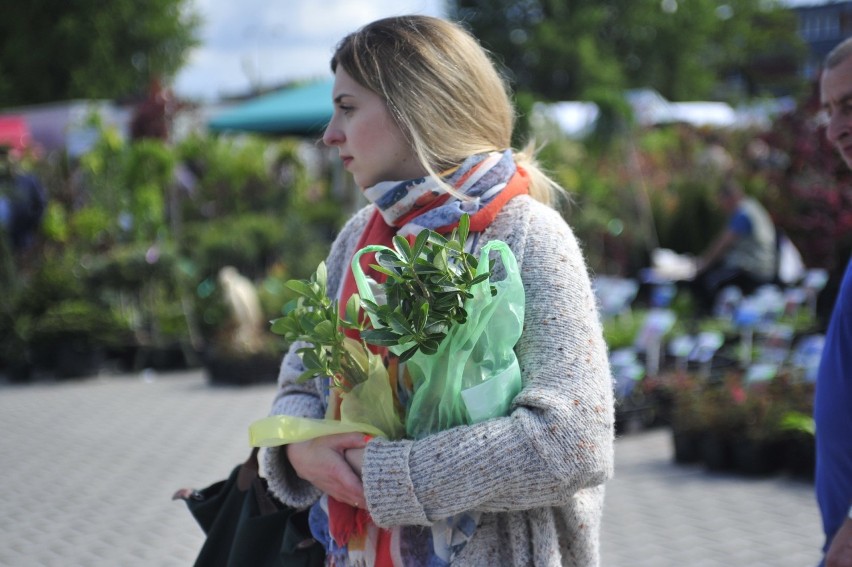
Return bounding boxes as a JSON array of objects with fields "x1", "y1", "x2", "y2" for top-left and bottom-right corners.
[
  {"x1": 696, "y1": 228, "x2": 738, "y2": 273},
  {"x1": 360, "y1": 200, "x2": 615, "y2": 527},
  {"x1": 262, "y1": 205, "x2": 375, "y2": 507}
]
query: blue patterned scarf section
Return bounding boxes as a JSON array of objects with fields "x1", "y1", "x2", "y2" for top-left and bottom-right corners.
[{"x1": 362, "y1": 150, "x2": 516, "y2": 236}]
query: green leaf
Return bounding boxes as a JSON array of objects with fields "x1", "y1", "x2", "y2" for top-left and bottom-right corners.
[
  {"x1": 281, "y1": 298, "x2": 299, "y2": 315},
  {"x1": 433, "y1": 249, "x2": 448, "y2": 272},
  {"x1": 470, "y1": 273, "x2": 490, "y2": 286},
  {"x1": 344, "y1": 294, "x2": 362, "y2": 325},
  {"x1": 392, "y1": 235, "x2": 413, "y2": 260},
  {"x1": 297, "y1": 369, "x2": 319, "y2": 383},
  {"x1": 434, "y1": 294, "x2": 461, "y2": 311},
  {"x1": 369, "y1": 264, "x2": 398, "y2": 278},
  {"x1": 412, "y1": 259, "x2": 441, "y2": 275},
  {"x1": 410, "y1": 229, "x2": 429, "y2": 260},
  {"x1": 313, "y1": 320, "x2": 336, "y2": 341},
  {"x1": 424, "y1": 321, "x2": 448, "y2": 335},
  {"x1": 285, "y1": 279, "x2": 314, "y2": 298},
  {"x1": 444, "y1": 239, "x2": 463, "y2": 253},
  {"x1": 269, "y1": 317, "x2": 288, "y2": 334},
  {"x1": 361, "y1": 328, "x2": 403, "y2": 346},
  {"x1": 398, "y1": 344, "x2": 420, "y2": 362},
  {"x1": 457, "y1": 213, "x2": 470, "y2": 243},
  {"x1": 315, "y1": 261, "x2": 328, "y2": 289},
  {"x1": 427, "y1": 232, "x2": 449, "y2": 247},
  {"x1": 299, "y1": 350, "x2": 325, "y2": 373},
  {"x1": 298, "y1": 312, "x2": 320, "y2": 332},
  {"x1": 376, "y1": 256, "x2": 408, "y2": 272},
  {"x1": 341, "y1": 337, "x2": 369, "y2": 373},
  {"x1": 415, "y1": 301, "x2": 429, "y2": 331},
  {"x1": 270, "y1": 317, "x2": 301, "y2": 337},
  {"x1": 387, "y1": 310, "x2": 413, "y2": 335}
]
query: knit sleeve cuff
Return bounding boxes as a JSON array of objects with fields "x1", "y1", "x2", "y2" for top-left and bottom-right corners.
[
  {"x1": 260, "y1": 393, "x2": 325, "y2": 509},
  {"x1": 261, "y1": 445, "x2": 322, "y2": 509},
  {"x1": 361, "y1": 437, "x2": 430, "y2": 527}
]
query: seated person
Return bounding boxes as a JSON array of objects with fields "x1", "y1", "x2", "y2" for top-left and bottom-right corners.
[{"x1": 692, "y1": 179, "x2": 776, "y2": 314}]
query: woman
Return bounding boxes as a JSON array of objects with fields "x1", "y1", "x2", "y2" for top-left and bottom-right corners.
[{"x1": 263, "y1": 15, "x2": 614, "y2": 567}]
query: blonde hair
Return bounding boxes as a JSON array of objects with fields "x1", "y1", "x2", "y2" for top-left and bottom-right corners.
[{"x1": 331, "y1": 15, "x2": 565, "y2": 207}]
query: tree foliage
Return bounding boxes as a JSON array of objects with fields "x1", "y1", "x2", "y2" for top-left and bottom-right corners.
[
  {"x1": 449, "y1": 0, "x2": 805, "y2": 102},
  {"x1": 0, "y1": 0, "x2": 201, "y2": 107}
]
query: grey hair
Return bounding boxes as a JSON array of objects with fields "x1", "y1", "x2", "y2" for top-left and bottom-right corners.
[{"x1": 825, "y1": 36, "x2": 852, "y2": 69}]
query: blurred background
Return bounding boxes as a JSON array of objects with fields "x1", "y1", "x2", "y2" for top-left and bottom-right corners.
[
  {"x1": 1, "y1": 0, "x2": 848, "y2": 441},
  {"x1": 0, "y1": 0, "x2": 847, "y2": 565}
]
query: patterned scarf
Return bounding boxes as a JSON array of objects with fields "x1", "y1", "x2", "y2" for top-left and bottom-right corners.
[
  {"x1": 315, "y1": 150, "x2": 529, "y2": 567},
  {"x1": 365, "y1": 149, "x2": 517, "y2": 234}
]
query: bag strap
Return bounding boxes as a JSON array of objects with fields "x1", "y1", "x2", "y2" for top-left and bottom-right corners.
[
  {"x1": 236, "y1": 447, "x2": 260, "y2": 491},
  {"x1": 239, "y1": 448, "x2": 283, "y2": 517}
]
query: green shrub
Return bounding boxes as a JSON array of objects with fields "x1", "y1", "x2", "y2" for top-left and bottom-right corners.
[
  {"x1": 86, "y1": 242, "x2": 179, "y2": 291},
  {"x1": 27, "y1": 299, "x2": 133, "y2": 351}
]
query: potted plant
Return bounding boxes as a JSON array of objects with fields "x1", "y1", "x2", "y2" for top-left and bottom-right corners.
[
  {"x1": 731, "y1": 372, "x2": 815, "y2": 478},
  {"x1": 730, "y1": 381, "x2": 788, "y2": 476},
  {"x1": 26, "y1": 298, "x2": 133, "y2": 379},
  {"x1": 779, "y1": 410, "x2": 816, "y2": 480},
  {"x1": 0, "y1": 305, "x2": 32, "y2": 382},
  {"x1": 85, "y1": 241, "x2": 200, "y2": 371},
  {"x1": 668, "y1": 371, "x2": 708, "y2": 464},
  {"x1": 198, "y1": 266, "x2": 285, "y2": 386},
  {"x1": 698, "y1": 373, "x2": 752, "y2": 472}
]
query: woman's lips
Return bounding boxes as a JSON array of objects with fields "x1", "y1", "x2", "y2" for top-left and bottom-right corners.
[{"x1": 341, "y1": 156, "x2": 353, "y2": 167}]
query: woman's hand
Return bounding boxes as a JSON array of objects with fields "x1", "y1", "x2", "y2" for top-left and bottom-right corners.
[
  {"x1": 344, "y1": 447, "x2": 365, "y2": 476},
  {"x1": 286, "y1": 432, "x2": 369, "y2": 508}
]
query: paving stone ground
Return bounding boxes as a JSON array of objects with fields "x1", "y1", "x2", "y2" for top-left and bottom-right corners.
[
  {"x1": 0, "y1": 369, "x2": 824, "y2": 566},
  {"x1": 600, "y1": 426, "x2": 822, "y2": 567}
]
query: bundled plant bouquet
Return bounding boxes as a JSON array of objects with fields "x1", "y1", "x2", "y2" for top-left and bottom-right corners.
[{"x1": 249, "y1": 215, "x2": 525, "y2": 445}]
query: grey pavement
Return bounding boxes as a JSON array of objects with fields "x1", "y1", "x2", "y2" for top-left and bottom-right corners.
[{"x1": 0, "y1": 369, "x2": 823, "y2": 567}]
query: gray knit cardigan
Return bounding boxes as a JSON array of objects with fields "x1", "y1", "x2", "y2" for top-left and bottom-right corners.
[{"x1": 262, "y1": 194, "x2": 615, "y2": 566}]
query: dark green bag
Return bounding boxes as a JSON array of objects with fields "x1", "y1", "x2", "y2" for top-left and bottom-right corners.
[{"x1": 178, "y1": 449, "x2": 324, "y2": 567}]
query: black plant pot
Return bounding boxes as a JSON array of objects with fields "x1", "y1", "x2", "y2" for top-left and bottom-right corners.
[
  {"x1": 55, "y1": 343, "x2": 104, "y2": 379},
  {"x1": 702, "y1": 432, "x2": 736, "y2": 472},
  {"x1": 784, "y1": 434, "x2": 816, "y2": 481},
  {"x1": 650, "y1": 389, "x2": 675, "y2": 428},
  {"x1": 203, "y1": 348, "x2": 281, "y2": 386},
  {"x1": 136, "y1": 343, "x2": 195, "y2": 371},
  {"x1": 732, "y1": 438, "x2": 784, "y2": 477},
  {"x1": 672, "y1": 428, "x2": 705, "y2": 464},
  {"x1": 105, "y1": 344, "x2": 141, "y2": 373},
  {"x1": 1, "y1": 358, "x2": 33, "y2": 383}
]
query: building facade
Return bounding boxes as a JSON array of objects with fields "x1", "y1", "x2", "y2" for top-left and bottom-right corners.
[{"x1": 793, "y1": 1, "x2": 852, "y2": 78}]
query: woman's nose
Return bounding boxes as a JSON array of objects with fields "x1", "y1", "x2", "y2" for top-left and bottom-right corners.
[{"x1": 323, "y1": 123, "x2": 343, "y2": 147}]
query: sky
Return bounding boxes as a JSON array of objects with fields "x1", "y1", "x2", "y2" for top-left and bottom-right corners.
[
  {"x1": 173, "y1": 0, "x2": 445, "y2": 101},
  {"x1": 172, "y1": 0, "x2": 830, "y2": 102}
]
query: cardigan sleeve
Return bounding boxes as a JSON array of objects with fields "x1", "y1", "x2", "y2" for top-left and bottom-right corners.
[
  {"x1": 361, "y1": 198, "x2": 615, "y2": 527},
  {"x1": 262, "y1": 205, "x2": 375, "y2": 508}
]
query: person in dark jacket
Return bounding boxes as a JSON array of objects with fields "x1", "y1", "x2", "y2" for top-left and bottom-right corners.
[{"x1": 0, "y1": 145, "x2": 47, "y2": 252}]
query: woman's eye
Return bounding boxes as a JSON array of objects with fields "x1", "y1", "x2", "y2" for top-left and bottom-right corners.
[{"x1": 339, "y1": 105, "x2": 354, "y2": 114}]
